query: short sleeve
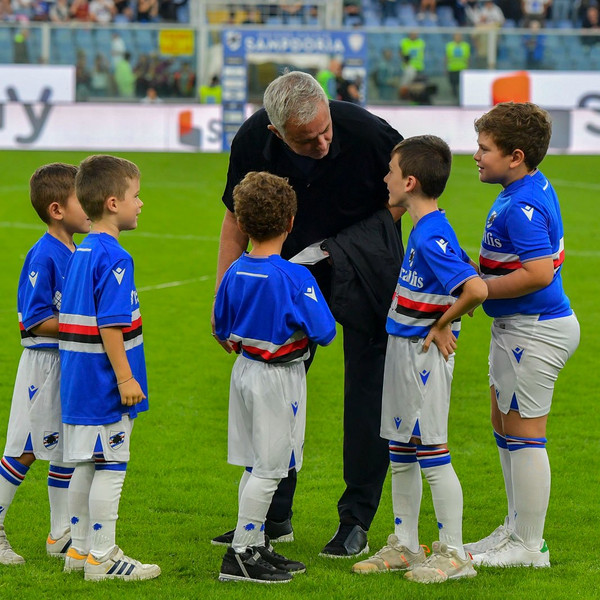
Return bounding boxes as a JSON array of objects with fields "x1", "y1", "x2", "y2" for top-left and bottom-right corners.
[
  {"x1": 96, "y1": 257, "x2": 135, "y2": 327},
  {"x1": 505, "y1": 201, "x2": 552, "y2": 262}
]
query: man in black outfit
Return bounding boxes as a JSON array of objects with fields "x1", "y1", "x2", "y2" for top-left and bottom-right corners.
[{"x1": 211, "y1": 71, "x2": 404, "y2": 557}]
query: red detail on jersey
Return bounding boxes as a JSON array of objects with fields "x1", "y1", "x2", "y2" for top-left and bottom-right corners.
[
  {"x1": 122, "y1": 317, "x2": 143, "y2": 333},
  {"x1": 397, "y1": 296, "x2": 450, "y2": 314},
  {"x1": 243, "y1": 336, "x2": 308, "y2": 362},
  {"x1": 479, "y1": 255, "x2": 522, "y2": 271},
  {"x1": 59, "y1": 323, "x2": 100, "y2": 336}
]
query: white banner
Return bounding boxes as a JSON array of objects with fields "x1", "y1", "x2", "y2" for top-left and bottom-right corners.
[{"x1": 0, "y1": 65, "x2": 76, "y2": 103}]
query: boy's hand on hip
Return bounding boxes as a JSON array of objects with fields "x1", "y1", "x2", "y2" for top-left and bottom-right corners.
[
  {"x1": 119, "y1": 378, "x2": 146, "y2": 406},
  {"x1": 423, "y1": 323, "x2": 456, "y2": 361}
]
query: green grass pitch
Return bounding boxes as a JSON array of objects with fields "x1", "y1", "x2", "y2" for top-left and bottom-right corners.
[{"x1": 0, "y1": 150, "x2": 597, "y2": 599}]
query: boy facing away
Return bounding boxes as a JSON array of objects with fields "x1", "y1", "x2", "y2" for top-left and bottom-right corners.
[
  {"x1": 0, "y1": 163, "x2": 90, "y2": 565},
  {"x1": 465, "y1": 102, "x2": 579, "y2": 568},
  {"x1": 58, "y1": 155, "x2": 160, "y2": 581},
  {"x1": 352, "y1": 136, "x2": 487, "y2": 583},
  {"x1": 214, "y1": 171, "x2": 336, "y2": 584}
]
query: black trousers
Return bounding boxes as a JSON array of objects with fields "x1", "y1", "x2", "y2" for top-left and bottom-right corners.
[{"x1": 266, "y1": 325, "x2": 390, "y2": 531}]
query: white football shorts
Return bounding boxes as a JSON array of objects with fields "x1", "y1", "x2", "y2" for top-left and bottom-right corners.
[
  {"x1": 4, "y1": 348, "x2": 64, "y2": 461},
  {"x1": 381, "y1": 335, "x2": 454, "y2": 446},
  {"x1": 227, "y1": 355, "x2": 306, "y2": 479},
  {"x1": 489, "y1": 312, "x2": 580, "y2": 418},
  {"x1": 63, "y1": 415, "x2": 133, "y2": 463}
]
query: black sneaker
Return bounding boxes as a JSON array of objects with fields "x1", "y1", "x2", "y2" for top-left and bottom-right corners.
[
  {"x1": 319, "y1": 524, "x2": 369, "y2": 558},
  {"x1": 256, "y1": 543, "x2": 306, "y2": 574},
  {"x1": 212, "y1": 519, "x2": 294, "y2": 546},
  {"x1": 218, "y1": 547, "x2": 292, "y2": 583}
]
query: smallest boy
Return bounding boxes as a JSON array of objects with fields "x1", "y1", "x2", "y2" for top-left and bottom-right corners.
[
  {"x1": 58, "y1": 155, "x2": 160, "y2": 581},
  {"x1": 0, "y1": 163, "x2": 89, "y2": 565},
  {"x1": 353, "y1": 136, "x2": 487, "y2": 583},
  {"x1": 214, "y1": 171, "x2": 336, "y2": 584}
]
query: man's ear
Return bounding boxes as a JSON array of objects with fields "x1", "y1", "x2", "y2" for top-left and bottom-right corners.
[{"x1": 267, "y1": 124, "x2": 284, "y2": 141}]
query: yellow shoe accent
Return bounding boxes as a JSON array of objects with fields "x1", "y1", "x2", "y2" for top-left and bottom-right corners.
[
  {"x1": 66, "y1": 547, "x2": 88, "y2": 561},
  {"x1": 86, "y1": 554, "x2": 102, "y2": 566}
]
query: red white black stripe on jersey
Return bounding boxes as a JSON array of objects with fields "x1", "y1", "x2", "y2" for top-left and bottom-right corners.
[
  {"x1": 18, "y1": 312, "x2": 57, "y2": 348},
  {"x1": 480, "y1": 237, "x2": 565, "y2": 279},
  {"x1": 59, "y1": 310, "x2": 143, "y2": 353},
  {"x1": 388, "y1": 285, "x2": 462, "y2": 333},
  {"x1": 229, "y1": 330, "x2": 309, "y2": 363}
]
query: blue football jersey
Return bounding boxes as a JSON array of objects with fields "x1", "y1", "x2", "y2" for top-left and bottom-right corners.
[
  {"x1": 214, "y1": 253, "x2": 336, "y2": 362},
  {"x1": 479, "y1": 170, "x2": 572, "y2": 319},
  {"x1": 18, "y1": 232, "x2": 73, "y2": 349},
  {"x1": 59, "y1": 233, "x2": 148, "y2": 425},
  {"x1": 387, "y1": 210, "x2": 477, "y2": 338}
]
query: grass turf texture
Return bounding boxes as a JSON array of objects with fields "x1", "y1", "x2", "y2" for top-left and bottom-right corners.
[{"x1": 0, "y1": 150, "x2": 597, "y2": 599}]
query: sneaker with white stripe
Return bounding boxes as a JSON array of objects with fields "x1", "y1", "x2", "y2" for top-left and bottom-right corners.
[
  {"x1": 84, "y1": 546, "x2": 161, "y2": 581},
  {"x1": 464, "y1": 516, "x2": 511, "y2": 555},
  {"x1": 46, "y1": 530, "x2": 72, "y2": 558}
]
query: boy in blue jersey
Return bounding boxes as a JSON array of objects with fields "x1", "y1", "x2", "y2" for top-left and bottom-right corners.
[
  {"x1": 353, "y1": 136, "x2": 487, "y2": 583},
  {"x1": 58, "y1": 155, "x2": 160, "y2": 581},
  {"x1": 0, "y1": 163, "x2": 89, "y2": 565},
  {"x1": 465, "y1": 103, "x2": 579, "y2": 567},
  {"x1": 214, "y1": 172, "x2": 336, "y2": 584}
]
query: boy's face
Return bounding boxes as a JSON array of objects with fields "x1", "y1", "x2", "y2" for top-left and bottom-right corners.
[
  {"x1": 473, "y1": 132, "x2": 515, "y2": 187},
  {"x1": 116, "y1": 177, "x2": 143, "y2": 231},
  {"x1": 384, "y1": 154, "x2": 410, "y2": 207},
  {"x1": 61, "y1": 192, "x2": 91, "y2": 235}
]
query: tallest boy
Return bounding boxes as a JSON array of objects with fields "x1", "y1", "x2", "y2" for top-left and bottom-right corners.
[{"x1": 211, "y1": 71, "x2": 404, "y2": 557}]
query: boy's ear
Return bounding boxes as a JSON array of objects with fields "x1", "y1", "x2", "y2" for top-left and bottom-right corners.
[
  {"x1": 47, "y1": 201, "x2": 63, "y2": 221},
  {"x1": 105, "y1": 196, "x2": 119, "y2": 214},
  {"x1": 286, "y1": 215, "x2": 294, "y2": 233},
  {"x1": 510, "y1": 148, "x2": 526, "y2": 168},
  {"x1": 405, "y1": 174, "x2": 418, "y2": 193},
  {"x1": 236, "y1": 220, "x2": 247, "y2": 236}
]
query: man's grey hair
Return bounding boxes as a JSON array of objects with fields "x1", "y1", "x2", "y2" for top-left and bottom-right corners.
[{"x1": 263, "y1": 71, "x2": 328, "y2": 134}]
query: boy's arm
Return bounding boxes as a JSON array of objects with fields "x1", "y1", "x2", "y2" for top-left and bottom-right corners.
[
  {"x1": 485, "y1": 257, "x2": 554, "y2": 299},
  {"x1": 30, "y1": 316, "x2": 59, "y2": 337},
  {"x1": 99, "y1": 326, "x2": 146, "y2": 407},
  {"x1": 423, "y1": 276, "x2": 488, "y2": 360}
]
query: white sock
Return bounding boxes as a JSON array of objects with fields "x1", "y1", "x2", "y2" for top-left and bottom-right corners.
[
  {"x1": 0, "y1": 456, "x2": 30, "y2": 526},
  {"x1": 419, "y1": 450, "x2": 465, "y2": 559},
  {"x1": 232, "y1": 473, "x2": 280, "y2": 553},
  {"x1": 47, "y1": 462, "x2": 74, "y2": 539},
  {"x1": 68, "y1": 462, "x2": 95, "y2": 554},
  {"x1": 390, "y1": 459, "x2": 422, "y2": 552},
  {"x1": 510, "y1": 445, "x2": 550, "y2": 549},
  {"x1": 238, "y1": 469, "x2": 251, "y2": 505},
  {"x1": 89, "y1": 466, "x2": 126, "y2": 561},
  {"x1": 494, "y1": 431, "x2": 515, "y2": 531}
]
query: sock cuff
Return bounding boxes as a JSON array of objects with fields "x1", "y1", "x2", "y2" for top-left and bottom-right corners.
[
  {"x1": 389, "y1": 441, "x2": 417, "y2": 463},
  {"x1": 493, "y1": 430, "x2": 508, "y2": 449},
  {"x1": 506, "y1": 435, "x2": 547, "y2": 451},
  {"x1": 95, "y1": 462, "x2": 128, "y2": 472},
  {"x1": 416, "y1": 446, "x2": 451, "y2": 468},
  {"x1": 0, "y1": 456, "x2": 29, "y2": 485},
  {"x1": 48, "y1": 463, "x2": 75, "y2": 488}
]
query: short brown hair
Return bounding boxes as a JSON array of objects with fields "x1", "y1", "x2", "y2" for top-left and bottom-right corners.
[
  {"x1": 474, "y1": 102, "x2": 552, "y2": 170},
  {"x1": 30, "y1": 163, "x2": 78, "y2": 224},
  {"x1": 391, "y1": 135, "x2": 452, "y2": 199},
  {"x1": 233, "y1": 172, "x2": 297, "y2": 242},
  {"x1": 75, "y1": 155, "x2": 140, "y2": 221}
]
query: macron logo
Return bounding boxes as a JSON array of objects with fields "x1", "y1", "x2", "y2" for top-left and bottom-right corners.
[
  {"x1": 521, "y1": 205, "x2": 534, "y2": 221},
  {"x1": 512, "y1": 346, "x2": 524, "y2": 363},
  {"x1": 419, "y1": 369, "x2": 430, "y2": 385},
  {"x1": 112, "y1": 267, "x2": 126, "y2": 285},
  {"x1": 394, "y1": 417, "x2": 402, "y2": 430},
  {"x1": 304, "y1": 286, "x2": 318, "y2": 302},
  {"x1": 28, "y1": 385, "x2": 38, "y2": 400},
  {"x1": 28, "y1": 271, "x2": 38, "y2": 287},
  {"x1": 436, "y1": 239, "x2": 448, "y2": 253}
]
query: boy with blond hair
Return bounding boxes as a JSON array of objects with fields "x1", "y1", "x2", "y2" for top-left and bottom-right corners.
[
  {"x1": 0, "y1": 163, "x2": 90, "y2": 565},
  {"x1": 58, "y1": 155, "x2": 160, "y2": 581}
]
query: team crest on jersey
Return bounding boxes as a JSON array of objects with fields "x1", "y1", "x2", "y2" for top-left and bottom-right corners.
[
  {"x1": 28, "y1": 270, "x2": 38, "y2": 287},
  {"x1": 486, "y1": 211, "x2": 497, "y2": 228},
  {"x1": 112, "y1": 267, "x2": 126, "y2": 285},
  {"x1": 408, "y1": 248, "x2": 415, "y2": 267},
  {"x1": 109, "y1": 431, "x2": 125, "y2": 450},
  {"x1": 43, "y1": 431, "x2": 59, "y2": 450}
]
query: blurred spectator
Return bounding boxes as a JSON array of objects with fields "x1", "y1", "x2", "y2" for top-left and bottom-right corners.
[
  {"x1": 11, "y1": 0, "x2": 32, "y2": 21},
  {"x1": 70, "y1": 0, "x2": 91, "y2": 21},
  {"x1": 0, "y1": 0, "x2": 13, "y2": 20},
  {"x1": 31, "y1": 0, "x2": 50, "y2": 20},
  {"x1": 550, "y1": 0, "x2": 572, "y2": 25},
  {"x1": 399, "y1": 52, "x2": 436, "y2": 104},
  {"x1": 445, "y1": 32, "x2": 470, "y2": 99},
  {"x1": 141, "y1": 86, "x2": 163, "y2": 103},
  {"x1": 281, "y1": 3, "x2": 304, "y2": 23},
  {"x1": 134, "y1": 54, "x2": 152, "y2": 96},
  {"x1": 467, "y1": 1, "x2": 504, "y2": 67},
  {"x1": 159, "y1": 0, "x2": 177, "y2": 21},
  {"x1": 495, "y1": 0, "x2": 522, "y2": 23},
  {"x1": 13, "y1": 27, "x2": 29, "y2": 62},
  {"x1": 172, "y1": 61, "x2": 196, "y2": 97},
  {"x1": 521, "y1": 0, "x2": 549, "y2": 27},
  {"x1": 113, "y1": 0, "x2": 133, "y2": 22},
  {"x1": 343, "y1": 0, "x2": 364, "y2": 25},
  {"x1": 137, "y1": 0, "x2": 159, "y2": 22},
  {"x1": 400, "y1": 31, "x2": 426, "y2": 72},
  {"x1": 90, "y1": 52, "x2": 114, "y2": 96},
  {"x1": 199, "y1": 74, "x2": 222, "y2": 103},
  {"x1": 524, "y1": 19, "x2": 545, "y2": 68},
  {"x1": 114, "y1": 50, "x2": 136, "y2": 98},
  {"x1": 331, "y1": 58, "x2": 360, "y2": 103},
  {"x1": 147, "y1": 53, "x2": 172, "y2": 97},
  {"x1": 111, "y1": 32, "x2": 126, "y2": 68},
  {"x1": 576, "y1": 1, "x2": 598, "y2": 25},
  {"x1": 379, "y1": 0, "x2": 398, "y2": 23},
  {"x1": 75, "y1": 51, "x2": 91, "y2": 100},
  {"x1": 372, "y1": 48, "x2": 402, "y2": 101},
  {"x1": 89, "y1": 0, "x2": 115, "y2": 23},
  {"x1": 49, "y1": 0, "x2": 69, "y2": 22},
  {"x1": 242, "y1": 6, "x2": 263, "y2": 23},
  {"x1": 417, "y1": 0, "x2": 438, "y2": 22},
  {"x1": 173, "y1": 0, "x2": 188, "y2": 23},
  {"x1": 437, "y1": 0, "x2": 468, "y2": 25},
  {"x1": 581, "y1": 5, "x2": 600, "y2": 47},
  {"x1": 316, "y1": 59, "x2": 338, "y2": 99}
]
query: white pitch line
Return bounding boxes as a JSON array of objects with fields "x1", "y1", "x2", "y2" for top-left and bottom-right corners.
[{"x1": 137, "y1": 276, "x2": 211, "y2": 292}]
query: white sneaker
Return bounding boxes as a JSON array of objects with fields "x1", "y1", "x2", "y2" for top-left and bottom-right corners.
[
  {"x1": 84, "y1": 546, "x2": 161, "y2": 581},
  {"x1": 404, "y1": 541, "x2": 477, "y2": 584},
  {"x1": 0, "y1": 525, "x2": 24, "y2": 565},
  {"x1": 472, "y1": 533, "x2": 550, "y2": 568},
  {"x1": 46, "y1": 530, "x2": 71, "y2": 558},
  {"x1": 352, "y1": 534, "x2": 426, "y2": 573},
  {"x1": 464, "y1": 516, "x2": 511, "y2": 555},
  {"x1": 64, "y1": 547, "x2": 88, "y2": 572}
]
